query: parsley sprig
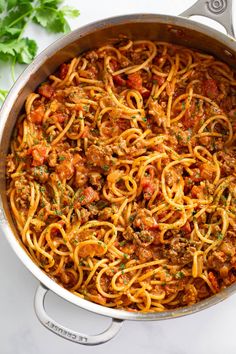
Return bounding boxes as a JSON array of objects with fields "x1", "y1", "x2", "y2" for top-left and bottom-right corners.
[{"x1": 0, "y1": 0, "x2": 80, "y2": 101}]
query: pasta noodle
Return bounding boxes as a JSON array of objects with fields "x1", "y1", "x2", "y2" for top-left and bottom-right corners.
[{"x1": 6, "y1": 39, "x2": 236, "y2": 312}]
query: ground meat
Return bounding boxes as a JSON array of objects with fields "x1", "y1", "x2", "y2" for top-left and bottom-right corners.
[
  {"x1": 134, "y1": 230, "x2": 154, "y2": 246},
  {"x1": 30, "y1": 165, "x2": 49, "y2": 183},
  {"x1": 123, "y1": 225, "x2": 154, "y2": 246},
  {"x1": 123, "y1": 226, "x2": 135, "y2": 241},
  {"x1": 161, "y1": 237, "x2": 198, "y2": 265},
  {"x1": 133, "y1": 208, "x2": 157, "y2": 230},
  {"x1": 80, "y1": 208, "x2": 91, "y2": 223},
  {"x1": 89, "y1": 172, "x2": 103, "y2": 189},
  {"x1": 14, "y1": 180, "x2": 31, "y2": 208},
  {"x1": 6, "y1": 154, "x2": 16, "y2": 174},
  {"x1": 221, "y1": 240, "x2": 236, "y2": 257},
  {"x1": 217, "y1": 150, "x2": 236, "y2": 175},
  {"x1": 85, "y1": 50, "x2": 99, "y2": 62},
  {"x1": 148, "y1": 100, "x2": 166, "y2": 128},
  {"x1": 182, "y1": 284, "x2": 198, "y2": 305},
  {"x1": 136, "y1": 246, "x2": 153, "y2": 262},
  {"x1": 98, "y1": 207, "x2": 113, "y2": 221},
  {"x1": 47, "y1": 150, "x2": 57, "y2": 167},
  {"x1": 86, "y1": 144, "x2": 113, "y2": 168},
  {"x1": 74, "y1": 168, "x2": 88, "y2": 188},
  {"x1": 207, "y1": 251, "x2": 227, "y2": 271}
]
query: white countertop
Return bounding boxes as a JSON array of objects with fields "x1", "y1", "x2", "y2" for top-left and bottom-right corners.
[{"x1": 1, "y1": 1, "x2": 236, "y2": 353}]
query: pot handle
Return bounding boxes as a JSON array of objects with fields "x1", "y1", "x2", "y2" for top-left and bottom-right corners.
[
  {"x1": 34, "y1": 283, "x2": 123, "y2": 345},
  {"x1": 180, "y1": 0, "x2": 235, "y2": 38}
]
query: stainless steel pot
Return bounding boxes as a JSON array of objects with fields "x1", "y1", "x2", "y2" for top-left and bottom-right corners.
[{"x1": 0, "y1": 0, "x2": 236, "y2": 345}]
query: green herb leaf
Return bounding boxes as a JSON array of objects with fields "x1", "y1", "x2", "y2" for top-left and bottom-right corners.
[
  {"x1": 0, "y1": 0, "x2": 80, "y2": 103},
  {"x1": 58, "y1": 155, "x2": 66, "y2": 161},
  {"x1": 216, "y1": 231, "x2": 223, "y2": 240},
  {"x1": 60, "y1": 6, "x2": 80, "y2": 18},
  {"x1": 0, "y1": 3, "x2": 33, "y2": 38},
  {"x1": 79, "y1": 194, "x2": 85, "y2": 202},
  {"x1": 120, "y1": 263, "x2": 125, "y2": 270},
  {"x1": 33, "y1": 7, "x2": 71, "y2": 33},
  {"x1": 96, "y1": 200, "x2": 108, "y2": 210},
  {"x1": 0, "y1": 0, "x2": 5, "y2": 13},
  {"x1": 175, "y1": 271, "x2": 185, "y2": 279},
  {"x1": 129, "y1": 215, "x2": 135, "y2": 223},
  {"x1": 39, "y1": 0, "x2": 63, "y2": 6},
  {"x1": 0, "y1": 89, "x2": 8, "y2": 102},
  {"x1": 0, "y1": 38, "x2": 37, "y2": 64},
  {"x1": 102, "y1": 165, "x2": 110, "y2": 172}
]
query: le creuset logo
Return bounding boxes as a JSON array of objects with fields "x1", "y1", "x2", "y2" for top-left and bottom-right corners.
[{"x1": 45, "y1": 320, "x2": 88, "y2": 343}]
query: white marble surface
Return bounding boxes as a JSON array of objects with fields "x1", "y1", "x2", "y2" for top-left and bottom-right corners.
[{"x1": 1, "y1": 0, "x2": 236, "y2": 353}]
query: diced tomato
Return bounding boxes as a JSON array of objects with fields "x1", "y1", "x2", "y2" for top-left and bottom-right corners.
[
  {"x1": 191, "y1": 185, "x2": 204, "y2": 199},
  {"x1": 141, "y1": 177, "x2": 157, "y2": 200},
  {"x1": 141, "y1": 87, "x2": 150, "y2": 98},
  {"x1": 117, "y1": 118, "x2": 130, "y2": 131},
  {"x1": 110, "y1": 59, "x2": 119, "y2": 71},
  {"x1": 113, "y1": 74, "x2": 126, "y2": 86},
  {"x1": 31, "y1": 144, "x2": 49, "y2": 166},
  {"x1": 199, "y1": 163, "x2": 215, "y2": 181},
  {"x1": 127, "y1": 72, "x2": 143, "y2": 91},
  {"x1": 127, "y1": 72, "x2": 150, "y2": 98},
  {"x1": 38, "y1": 84, "x2": 54, "y2": 99},
  {"x1": 203, "y1": 79, "x2": 219, "y2": 99},
  {"x1": 153, "y1": 74, "x2": 165, "y2": 86},
  {"x1": 51, "y1": 112, "x2": 68, "y2": 123},
  {"x1": 51, "y1": 220, "x2": 65, "y2": 235},
  {"x1": 182, "y1": 221, "x2": 191, "y2": 234},
  {"x1": 59, "y1": 63, "x2": 69, "y2": 80},
  {"x1": 80, "y1": 187, "x2": 99, "y2": 206},
  {"x1": 77, "y1": 243, "x2": 105, "y2": 257},
  {"x1": 81, "y1": 126, "x2": 90, "y2": 138},
  {"x1": 56, "y1": 159, "x2": 75, "y2": 180},
  {"x1": 29, "y1": 105, "x2": 45, "y2": 124},
  {"x1": 208, "y1": 271, "x2": 220, "y2": 292},
  {"x1": 182, "y1": 102, "x2": 202, "y2": 130},
  {"x1": 189, "y1": 169, "x2": 203, "y2": 183}
]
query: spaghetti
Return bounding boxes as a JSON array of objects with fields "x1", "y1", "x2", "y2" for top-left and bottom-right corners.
[{"x1": 6, "y1": 40, "x2": 236, "y2": 312}]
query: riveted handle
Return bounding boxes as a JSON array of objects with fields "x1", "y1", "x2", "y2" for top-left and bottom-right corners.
[
  {"x1": 34, "y1": 284, "x2": 123, "y2": 345},
  {"x1": 180, "y1": 0, "x2": 235, "y2": 37}
]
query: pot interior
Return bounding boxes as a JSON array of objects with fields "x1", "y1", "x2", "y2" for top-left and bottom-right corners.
[{"x1": 1, "y1": 14, "x2": 236, "y2": 320}]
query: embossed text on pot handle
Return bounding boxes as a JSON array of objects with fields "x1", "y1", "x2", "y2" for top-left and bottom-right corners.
[
  {"x1": 34, "y1": 283, "x2": 123, "y2": 345},
  {"x1": 180, "y1": 0, "x2": 235, "y2": 38}
]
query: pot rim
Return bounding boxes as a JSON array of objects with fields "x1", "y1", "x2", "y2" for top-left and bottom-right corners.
[{"x1": 1, "y1": 13, "x2": 236, "y2": 321}]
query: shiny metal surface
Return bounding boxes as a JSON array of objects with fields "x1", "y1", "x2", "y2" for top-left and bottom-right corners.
[
  {"x1": 180, "y1": 0, "x2": 235, "y2": 37},
  {"x1": 34, "y1": 284, "x2": 123, "y2": 345},
  {"x1": 0, "y1": 1, "x2": 236, "y2": 344}
]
